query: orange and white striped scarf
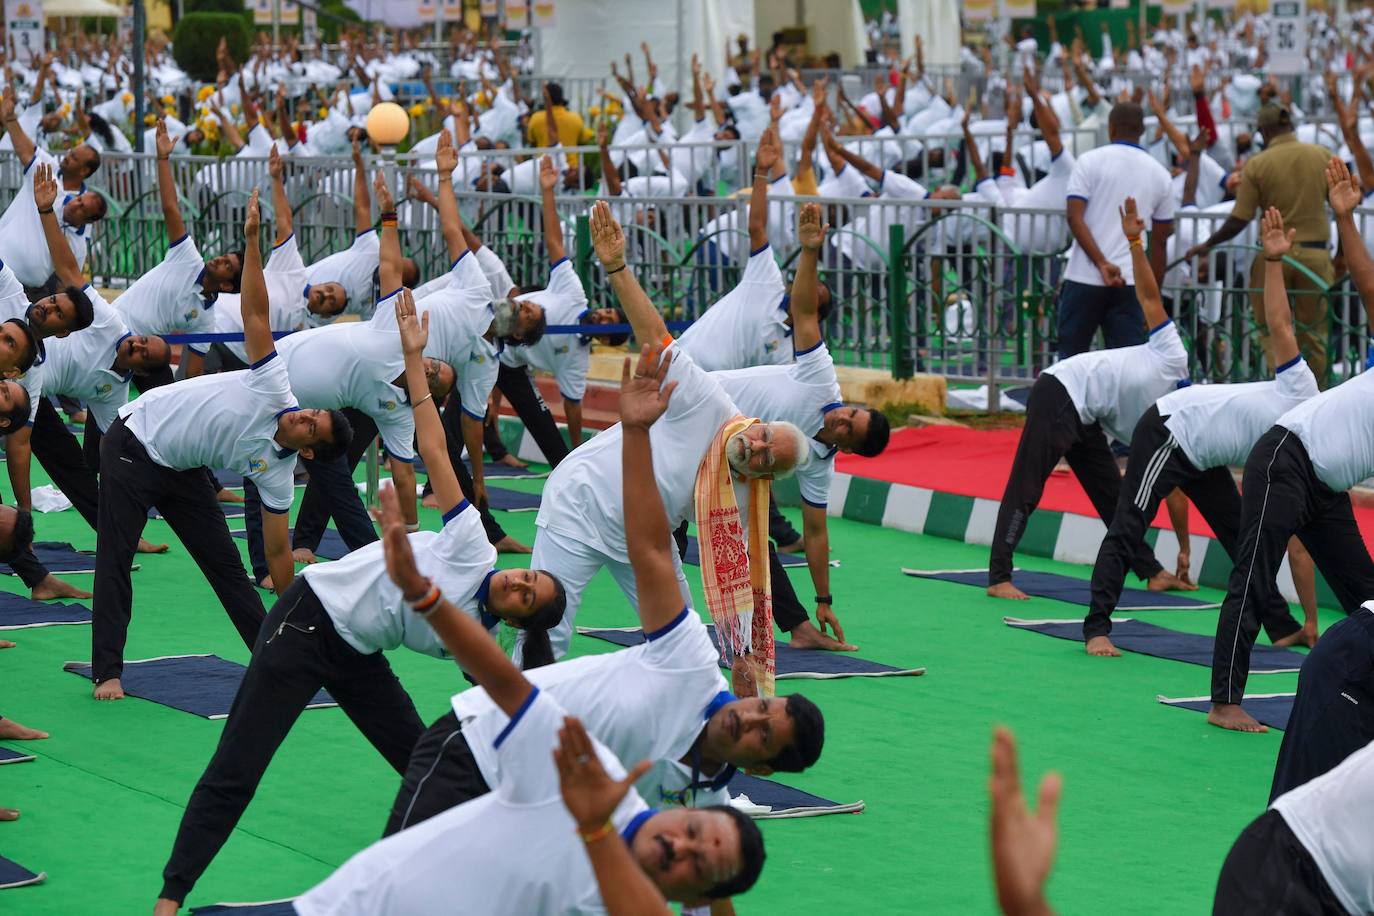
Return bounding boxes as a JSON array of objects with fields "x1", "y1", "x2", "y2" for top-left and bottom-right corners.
[{"x1": 693, "y1": 416, "x2": 775, "y2": 697}]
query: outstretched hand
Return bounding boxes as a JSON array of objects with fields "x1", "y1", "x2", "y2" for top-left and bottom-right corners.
[
  {"x1": 394, "y1": 287, "x2": 428, "y2": 357},
  {"x1": 32, "y1": 162, "x2": 58, "y2": 213},
  {"x1": 797, "y1": 201, "x2": 829, "y2": 251},
  {"x1": 268, "y1": 143, "x2": 283, "y2": 181},
  {"x1": 1260, "y1": 206, "x2": 1295, "y2": 261},
  {"x1": 554, "y1": 716, "x2": 652, "y2": 834},
  {"x1": 435, "y1": 129, "x2": 457, "y2": 176},
  {"x1": 619, "y1": 345, "x2": 677, "y2": 431},
  {"x1": 372, "y1": 169, "x2": 395, "y2": 213},
  {"x1": 538, "y1": 154, "x2": 558, "y2": 193},
  {"x1": 155, "y1": 118, "x2": 175, "y2": 158},
  {"x1": 1118, "y1": 196, "x2": 1145, "y2": 240},
  {"x1": 990, "y1": 727, "x2": 1060, "y2": 916},
  {"x1": 373, "y1": 481, "x2": 429, "y2": 601},
  {"x1": 1327, "y1": 155, "x2": 1362, "y2": 218},
  {"x1": 589, "y1": 200, "x2": 626, "y2": 270},
  {"x1": 244, "y1": 187, "x2": 261, "y2": 239},
  {"x1": 755, "y1": 125, "x2": 780, "y2": 173}
]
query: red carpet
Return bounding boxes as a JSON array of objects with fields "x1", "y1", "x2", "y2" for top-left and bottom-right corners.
[{"x1": 839, "y1": 426, "x2": 1374, "y2": 545}]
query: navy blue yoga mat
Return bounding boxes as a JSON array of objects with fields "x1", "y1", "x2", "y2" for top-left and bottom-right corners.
[
  {"x1": 63, "y1": 655, "x2": 337, "y2": 719},
  {"x1": 486, "y1": 486, "x2": 542, "y2": 512},
  {"x1": 0, "y1": 854, "x2": 45, "y2": 889},
  {"x1": 578, "y1": 625, "x2": 924, "y2": 680},
  {"x1": 684, "y1": 535, "x2": 809, "y2": 569},
  {"x1": 413, "y1": 454, "x2": 549, "y2": 479},
  {"x1": 1005, "y1": 618, "x2": 1306, "y2": 672},
  {"x1": 0, "y1": 746, "x2": 35, "y2": 765},
  {"x1": 1158, "y1": 694, "x2": 1295, "y2": 731},
  {"x1": 727, "y1": 773, "x2": 864, "y2": 818},
  {"x1": 903, "y1": 568, "x2": 1219, "y2": 609},
  {"x1": 0, "y1": 541, "x2": 100, "y2": 574},
  {"x1": 151, "y1": 502, "x2": 245, "y2": 519},
  {"x1": 231, "y1": 528, "x2": 350, "y2": 561},
  {"x1": 0, "y1": 591, "x2": 91, "y2": 630},
  {"x1": 189, "y1": 902, "x2": 297, "y2": 914}
]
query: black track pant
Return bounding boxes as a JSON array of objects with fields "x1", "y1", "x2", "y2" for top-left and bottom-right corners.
[
  {"x1": 1212, "y1": 426, "x2": 1374, "y2": 706},
  {"x1": 90, "y1": 419, "x2": 265, "y2": 684},
  {"x1": 1085, "y1": 407, "x2": 1300, "y2": 642},
  {"x1": 990, "y1": 373, "x2": 1163, "y2": 586},
  {"x1": 82, "y1": 363, "x2": 177, "y2": 474},
  {"x1": 672, "y1": 521, "x2": 809, "y2": 632},
  {"x1": 158, "y1": 578, "x2": 425, "y2": 903},
  {"x1": 1270, "y1": 607, "x2": 1374, "y2": 802},
  {"x1": 481, "y1": 363, "x2": 571, "y2": 467},
  {"x1": 30, "y1": 397, "x2": 99, "y2": 530},
  {"x1": 1212, "y1": 810, "x2": 1346, "y2": 915},
  {"x1": 431, "y1": 392, "x2": 507, "y2": 544},
  {"x1": 382, "y1": 709, "x2": 492, "y2": 837}
]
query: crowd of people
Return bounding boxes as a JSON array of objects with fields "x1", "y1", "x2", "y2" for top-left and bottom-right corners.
[{"x1": 0, "y1": 7, "x2": 1373, "y2": 913}]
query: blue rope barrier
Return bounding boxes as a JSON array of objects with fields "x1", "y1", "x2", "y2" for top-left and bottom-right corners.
[{"x1": 158, "y1": 320, "x2": 695, "y2": 345}]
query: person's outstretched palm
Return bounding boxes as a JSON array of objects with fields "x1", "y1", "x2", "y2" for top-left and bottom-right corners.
[
  {"x1": 1260, "y1": 207, "x2": 1295, "y2": 261},
  {"x1": 618, "y1": 345, "x2": 676, "y2": 430},
  {"x1": 554, "y1": 716, "x2": 651, "y2": 832},
  {"x1": 990, "y1": 727, "x2": 1059, "y2": 916},
  {"x1": 1327, "y1": 156, "x2": 1362, "y2": 217}
]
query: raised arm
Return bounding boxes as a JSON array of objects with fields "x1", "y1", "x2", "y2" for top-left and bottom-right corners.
[
  {"x1": 1259, "y1": 207, "x2": 1301, "y2": 369},
  {"x1": 240, "y1": 189, "x2": 275, "y2": 365},
  {"x1": 351, "y1": 138, "x2": 372, "y2": 234},
  {"x1": 434, "y1": 131, "x2": 469, "y2": 263},
  {"x1": 597, "y1": 126, "x2": 623, "y2": 197},
  {"x1": 33, "y1": 164, "x2": 82, "y2": 288},
  {"x1": 619, "y1": 345, "x2": 688, "y2": 631},
  {"x1": 377, "y1": 478, "x2": 530, "y2": 715},
  {"x1": 154, "y1": 119, "x2": 187, "y2": 243},
  {"x1": 962, "y1": 109, "x2": 988, "y2": 183},
  {"x1": 791, "y1": 203, "x2": 826, "y2": 353},
  {"x1": 0, "y1": 85, "x2": 36, "y2": 168},
  {"x1": 374, "y1": 171, "x2": 401, "y2": 293},
  {"x1": 589, "y1": 200, "x2": 666, "y2": 343},
  {"x1": 1327, "y1": 157, "x2": 1374, "y2": 326},
  {"x1": 1147, "y1": 88, "x2": 1189, "y2": 160},
  {"x1": 1330, "y1": 72, "x2": 1374, "y2": 194},
  {"x1": 268, "y1": 146, "x2": 292, "y2": 246},
  {"x1": 536, "y1": 155, "x2": 568, "y2": 264},
  {"x1": 1119, "y1": 196, "x2": 1168, "y2": 330},
  {"x1": 748, "y1": 127, "x2": 780, "y2": 251},
  {"x1": 702, "y1": 72, "x2": 725, "y2": 128},
  {"x1": 824, "y1": 129, "x2": 883, "y2": 182},
  {"x1": 1024, "y1": 67, "x2": 1062, "y2": 160}
]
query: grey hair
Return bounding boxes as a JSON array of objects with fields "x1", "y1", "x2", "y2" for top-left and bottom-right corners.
[{"x1": 765, "y1": 420, "x2": 810, "y2": 479}]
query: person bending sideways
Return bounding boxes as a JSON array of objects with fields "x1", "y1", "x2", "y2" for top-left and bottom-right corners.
[
  {"x1": 287, "y1": 478, "x2": 766, "y2": 916},
  {"x1": 988, "y1": 197, "x2": 1193, "y2": 602},
  {"x1": 1082, "y1": 207, "x2": 1319, "y2": 657},
  {"x1": 89, "y1": 189, "x2": 349, "y2": 702},
  {"x1": 1207, "y1": 160, "x2": 1374, "y2": 733},
  {"x1": 531, "y1": 202, "x2": 808, "y2": 683},
  {"x1": 152, "y1": 289, "x2": 567, "y2": 914},
  {"x1": 386, "y1": 347, "x2": 822, "y2": 913}
]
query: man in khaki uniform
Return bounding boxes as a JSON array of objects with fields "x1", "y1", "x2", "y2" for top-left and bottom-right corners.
[{"x1": 1188, "y1": 105, "x2": 1334, "y2": 386}]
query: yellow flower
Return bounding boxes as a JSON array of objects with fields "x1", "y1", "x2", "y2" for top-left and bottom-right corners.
[
  {"x1": 121, "y1": 91, "x2": 133, "y2": 104},
  {"x1": 197, "y1": 85, "x2": 215, "y2": 102},
  {"x1": 144, "y1": 113, "x2": 157, "y2": 126},
  {"x1": 588, "y1": 105, "x2": 600, "y2": 118},
  {"x1": 230, "y1": 103, "x2": 239, "y2": 114},
  {"x1": 160, "y1": 94, "x2": 174, "y2": 105},
  {"x1": 318, "y1": 106, "x2": 328, "y2": 120},
  {"x1": 438, "y1": 97, "x2": 449, "y2": 108},
  {"x1": 407, "y1": 103, "x2": 425, "y2": 119}
]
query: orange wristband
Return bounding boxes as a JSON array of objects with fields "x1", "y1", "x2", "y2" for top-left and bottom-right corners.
[{"x1": 580, "y1": 821, "x2": 615, "y2": 844}]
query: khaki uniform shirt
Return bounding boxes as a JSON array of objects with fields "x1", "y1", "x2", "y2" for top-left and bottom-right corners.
[{"x1": 1230, "y1": 133, "x2": 1333, "y2": 244}]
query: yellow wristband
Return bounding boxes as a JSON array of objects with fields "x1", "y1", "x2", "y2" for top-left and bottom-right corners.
[
  {"x1": 1128, "y1": 236, "x2": 1144, "y2": 250},
  {"x1": 580, "y1": 821, "x2": 615, "y2": 844}
]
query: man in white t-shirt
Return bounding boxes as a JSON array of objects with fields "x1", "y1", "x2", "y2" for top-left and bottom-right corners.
[
  {"x1": 1084, "y1": 209, "x2": 1319, "y2": 657},
  {"x1": 1214, "y1": 736, "x2": 1374, "y2": 915},
  {"x1": 533, "y1": 202, "x2": 810, "y2": 662},
  {"x1": 283, "y1": 428, "x2": 765, "y2": 916},
  {"x1": 1208, "y1": 161, "x2": 1374, "y2": 733},
  {"x1": 111, "y1": 122, "x2": 245, "y2": 387},
  {"x1": 90, "y1": 191, "x2": 352, "y2": 703},
  {"x1": 1059, "y1": 102, "x2": 1174, "y2": 357},
  {"x1": 989, "y1": 198, "x2": 1193, "y2": 601},
  {"x1": 484, "y1": 159, "x2": 627, "y2": 467},
  {"x1": 384, "y1": 345, "x2": 825, "y2": 868},
  {"x1": 0, "y1": 85, "x2": 104, "y2": 289},
  {"x1": 152, "y1": 291, "x2": 568, "y2": 915},
  {"x1": 983, "y1": 72, "x2": 1076, "y2": 254}
]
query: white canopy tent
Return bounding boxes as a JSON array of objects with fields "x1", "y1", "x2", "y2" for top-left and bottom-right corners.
[
  {"x1": 43, "y1": 0, "x2": 123, "y2": 16},
  {"x1": 897, "y1": 0, "x2": 961, "y2": 67}
]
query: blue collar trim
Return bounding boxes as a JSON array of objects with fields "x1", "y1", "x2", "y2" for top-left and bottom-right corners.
[
  {"x1": 474, "y1": 568, "x2": 498, "y2": 630},
  {"x1": 576, "y1": 308, "x2": 593, "y2": 345},
  {"x1": 820, "y1": 401, "x2": 842, "y2": 414},
  {"x1": 778, "y1": 293, "x2": 791, "y2": 314},
  {"x1": 620, "y1": 809, "x2": 657, "y2": 846},
  {"x1": 1111, "y1": 140, "x2": 1145, "y2": 150},
  {"x1": 644, "y1": 606, "x2": 690, "y2": 641},
  {"x1": 111, "y1": 332, "x2": 133, "y2": 381}
]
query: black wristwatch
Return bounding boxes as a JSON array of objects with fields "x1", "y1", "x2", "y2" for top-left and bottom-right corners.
[{"x1": 815, "y1": 595, "x2": 833, "y2": 605}]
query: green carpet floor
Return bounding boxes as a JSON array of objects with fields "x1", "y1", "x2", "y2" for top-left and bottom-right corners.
[{"x1": 0, "y1": 466, "x2": 1325, "y2": 914}]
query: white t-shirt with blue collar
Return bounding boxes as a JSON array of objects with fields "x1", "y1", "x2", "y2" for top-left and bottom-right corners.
[
  {"x1": 34, "y1": 284, "x2": 131, "y2": 432},
  {"x1": 115, "y1": 232, "x2": 216, "y2": 355},
  {"x1": 677, "y1": 244, "x2": 792, "y2": 372},
  {"x1": 498, "y1": 258, "x2": 592, "y2": 401},
  {"x1": 213, "y1": 234, "x2": 316, "y2": 363},
  {"x1": 0, "y1": 148, "x2": 90, "y2": 287}
]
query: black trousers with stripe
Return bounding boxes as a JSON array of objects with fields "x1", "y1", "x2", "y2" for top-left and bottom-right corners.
[
  {"x1": 989, "y1": 373, "x2": 1163, "y2": 586},
  {"x1": 382, "y1": 709, "x2": 491, "y2": 837},
  {"x1": 1269, "y1": 607, "x2": 1374, "y2": 802},
  {"x1": 1212, "y1": 426, "x2": 1374, "y2": 706},
  {"x1": 1085, "y1": 407, "x2": 1300, "y2": 642}
]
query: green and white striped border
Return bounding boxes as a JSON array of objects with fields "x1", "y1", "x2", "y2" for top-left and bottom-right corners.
[{"x1": 495, "y1": 416, "x2": 1332, "y2": 609}]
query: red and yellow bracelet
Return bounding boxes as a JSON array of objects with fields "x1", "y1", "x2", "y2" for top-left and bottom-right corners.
[
  {"x1": 1126, "y1": 234, "x2": 1144, "y2": 250},
  {"x1": 579, "y1": 821, "x2": 615, "y2": 844},
  {"x1": 408, "y1": 580, "x2": 442, "y2": 614}
]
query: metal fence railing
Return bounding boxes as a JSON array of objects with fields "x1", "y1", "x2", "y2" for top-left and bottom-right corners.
[{"x1": 22, "y1": 149, "x2": 1371, "y2": 409}]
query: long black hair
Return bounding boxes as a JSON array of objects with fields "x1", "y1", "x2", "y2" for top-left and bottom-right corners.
[{"x1": 517, "y1": 571, "x2": 567, "y2": 670}]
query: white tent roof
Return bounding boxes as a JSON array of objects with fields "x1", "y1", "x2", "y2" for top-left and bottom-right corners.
[{"x1": 44, "y1": 0, "x2": 123, "y2": 16}]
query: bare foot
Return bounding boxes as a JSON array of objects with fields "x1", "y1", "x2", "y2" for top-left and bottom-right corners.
[
  {"x1": 1085, "y1": 636, "x2": 1121, "y2": 657},
  {"x1": 777, "y1": 538, "x2": 805, "y2": 555},
  {"x1": 216, "y1": 488, "x2": 245, "y2": 504},
  {"x1": 494, "y1": 535, "x2": 532, "y2": 554},
  {"x1": 0, "y1": 807, "x2": 17, "y2": 821},
  {"x1": 292, "y1": 547, "x2": 318, "y2": 564},
  {"x1": 0, "y1": 639, "x2": 14, "y2": 649},
  {"x1": 31, "y1": 575, "x2": 92, "y2": 600},
  {"x1": 93, "y1": 678, "x2": 125, "y2": 701},
  {"x1": 257, "y1": 575, "x2": 274, "y2": 591},
  {"x1": 787, "y1": 620, "x2": 856, "y2": 652},
  {"x1": 496, "y1": 453, "x2": 528, "y2": 468},
  {"x1": 421, "y1": 492, "x2": 440, "y2": 509},
  {"x1": 0, "y1": 718, "x2": 48, "y2": 740},
  {"x1": 1147, "y1": 570, "x2": 1198, "y2": 592},
  {"x1": 987, "y1": 581, "x2": 1030, "y2": 600},
  {"x1": 137, "y1": 538, "x2": 170, "y2": 554},
  {"x1": 1207, "y1": 703, "x2": 1267, "y2": 733},
  {"x1": 1274, "y1": 622, "x2": 1318, "y2": 649},
  {"x1": 154, "y1": 897, "x2": 181, "y2": 916}
]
